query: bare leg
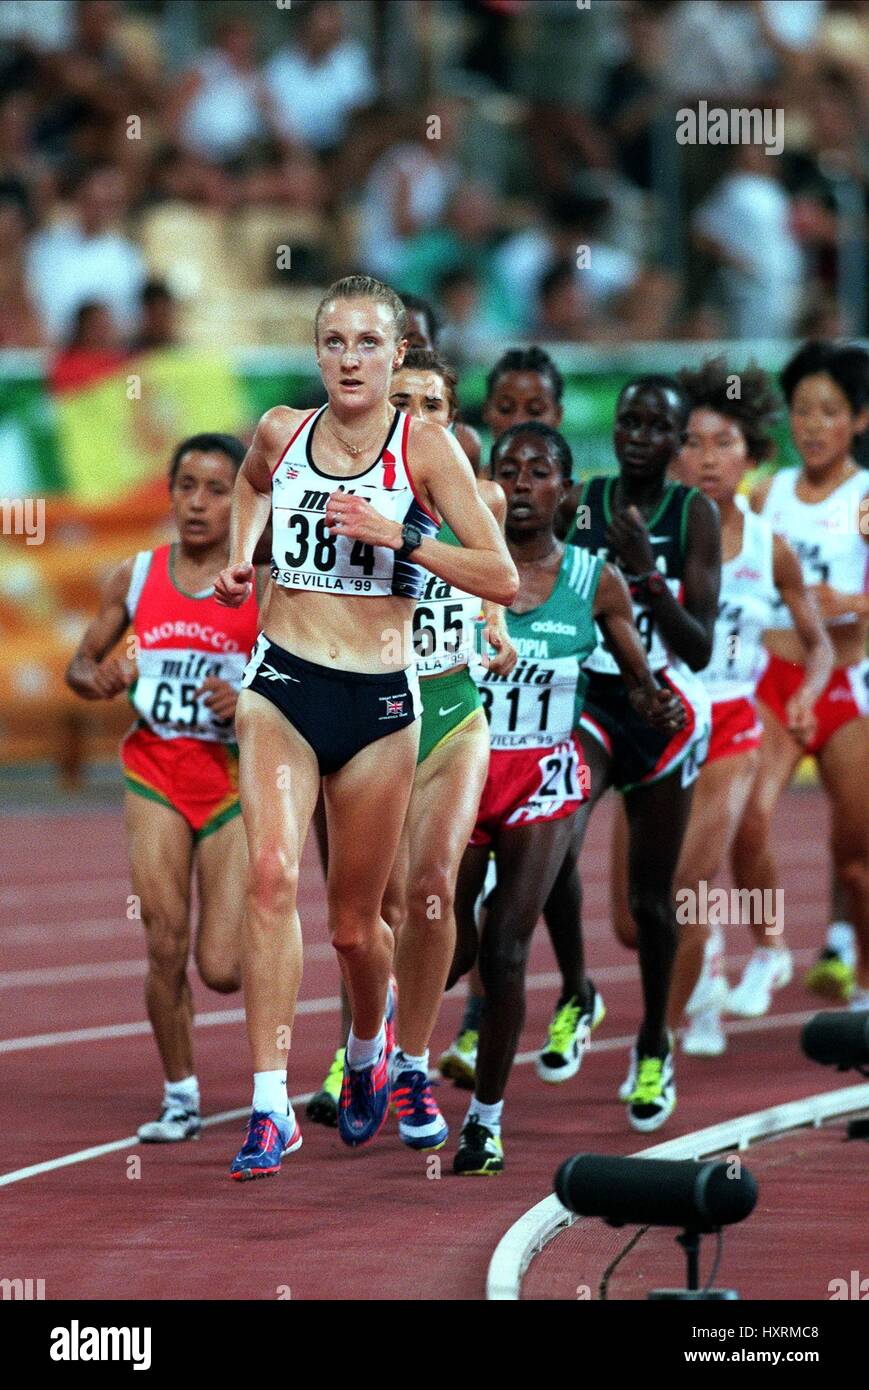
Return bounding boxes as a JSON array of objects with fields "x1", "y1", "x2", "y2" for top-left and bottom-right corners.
[
  {"x1": 124, "y1": 793, "x2": 195, "y2": 1082},
  {"x1": 816, "y1": 718, "x2": 869, "y2": 990},
  {"x1": 194, "y1": 815, "x2": 246, "y2": 994}
]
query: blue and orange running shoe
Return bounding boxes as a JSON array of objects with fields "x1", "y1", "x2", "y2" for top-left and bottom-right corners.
[
  {"x1": 338, "y1": 1048, "x2": 390, "y2": 1148},
  {"x1": 229, "y1": 1110, "x2": 302, "y2": 1181},
  {"x1": 391, "y1": 1059, "x2": 448, "y2": 1151}
]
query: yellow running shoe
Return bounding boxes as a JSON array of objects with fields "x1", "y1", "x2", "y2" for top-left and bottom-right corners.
[
  {"x1": 537, "y1": 983, "x2": 606, "y2": 1083},
  {"x1": 306, "y1": 1047, "x2": 345, "y2": 1127},
  {"x1": 804, "y1": 951, "x2": 855, "y2": 1003},
  {"x1": 438, "y1": 1030, "x2": 478, "y2": 1088}
]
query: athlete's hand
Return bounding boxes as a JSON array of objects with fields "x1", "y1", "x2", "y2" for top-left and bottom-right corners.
[
  {"x1": 481, "y1": 622, "x2": 517, "y2": 676},
  {"x1": 325, "y1": 491, "x2": 401, "y2": 549},
  {"x1": 785, "y1": 690, "x2": 816, "y2": 747},
  {"x1": 628, "y1": 682, "x2": 685, "y2": 732},
  {"x1": 196, "y1": 676, "x2": 237, "y2": 723},
  {"x1": 77, "y1": 656, "x2": 135, "y2": 700},
  {"x1": 606, "y1": 505, "x2": 655, "y2": 576},
  {"x1": 812, "y1": 582, "x2": 855, "y2": 622},
  {"x1": 214, "y1": 562, "x2": 254, "y2": 608}
]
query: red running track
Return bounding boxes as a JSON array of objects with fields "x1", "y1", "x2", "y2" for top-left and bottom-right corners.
[{"x1": 0, "y1": 788, "x2": 857, "y2": 1300}]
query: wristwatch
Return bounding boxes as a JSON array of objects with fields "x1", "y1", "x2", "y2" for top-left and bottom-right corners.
[
  {"x1": 631, "y1": 570, "x2": 667, "y2": 601},
  {"x1": 397, "y1": 522, "x2": 424, "y2": 559}
]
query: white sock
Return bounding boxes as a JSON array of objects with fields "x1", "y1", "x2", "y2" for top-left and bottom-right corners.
[
  {"x1": 390, "y1": 1047, "x2": 428, "y2": 1081},
  {"x1": 827, "y1": 921, "x2": 856, "y2": 967},
  {"x1": 164, "y1": 1075, "x2": 199, "y2": 1111},
  {"x1": 467, "y1": 1096, "x2": 503, "y2": 1134},
  {"x1": 347, "y1": 1024, "x2": 385, "y2": 1071},
  {"x1": 253, "y1": 1070, "x2": 288, "y2": 1116}
]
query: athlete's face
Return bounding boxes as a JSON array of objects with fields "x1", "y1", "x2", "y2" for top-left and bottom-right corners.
[
  {"x1": 614, "y1": 384, "x2": 683, "y2": 482},
  {"x1": 483, "y1": 371, "x2": 563, "y2": 438},
  {"x1": 170, "y1": 450, "x2": 236, "y2": 549},
  {"x1": 679, "y1": 407, "x2": 749, "y2": 504},
  {"x1": 789, "y1": 372, "x2": 868, "y2": 477},
  {"x1": 492, "y1": 433, "x2": 567, "y2": 538},
  {"x1": 316, "y1": 298, "x2": 405, "y2": 412},
  {"x1": 389, "y1": 368, "x2": 453, "y2": 426},
  {"x1": 402, "y1": 309, "x2": 434, "y2": 352}
]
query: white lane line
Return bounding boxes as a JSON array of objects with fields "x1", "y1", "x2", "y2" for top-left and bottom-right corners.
[
  {"x1": 0, "y1": 1008, "x2": 820, "y2": 1190},
  {"x1": 0, "y1": 1096, "x2": 309, "y2": 1188},
  {"x1": 0, "y1": 941, "x2": 337, "y2": 990},
  {"x1": 0, "y1": 953, "x2": 817, "y2": 1044}
]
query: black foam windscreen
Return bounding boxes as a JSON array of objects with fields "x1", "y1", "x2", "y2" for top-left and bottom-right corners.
[
  {"x1": 801, "y1": 1010, "x2": 869, "y2": 1069},
  {"x1": 554, "y1": 1154, "x2": 758, "y2": 1232}
]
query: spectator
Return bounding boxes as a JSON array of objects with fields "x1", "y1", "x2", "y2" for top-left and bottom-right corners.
[
  {"x1": 172, "y1": 15, "x2": 272, "y2": 164},
  {"x1": 396, "y1": 182, "x2": 511, "y2": 331},
  {"x1": 0, "y1": 191, "x2": 44, "y2": 347},
  {"x1": 26, "y1": 163, "x2": 147, "y2": 343},
  {"x1": 597, "y1": 1, "x2": 670, "y2": 193},
  {"x1": 692, "y1": 142, "x2": 803, "y2": 339},
  {"x1": 494, "y1": 192, "x2": 640, "y2": 333},
  {"x1": 49, "y1": 299, "x2": 129, "y2": 391},
  {"x1": 661, "y1": 0, "x2": 825, "y2": 101},
  {"x1": 357, "y1": 101, "x2": 463, "y2": 281},
  {"x1": 264, "y1": 1, "x2": 375, "y2": 155},
  {"x1": 436, "y1": 265, "x2": 501, "y2": 370},
  {"x1": 131, "y1": 278, "x2": 178, "y2": 353},
  {"x1": 534, "y1": 259, "x2": 599, "y2": 343}
]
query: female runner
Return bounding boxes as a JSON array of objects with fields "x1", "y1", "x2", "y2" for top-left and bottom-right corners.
[
  {"x1": 440, "y1": 345, "x2": 571, "y2": 1083},
  {"x1": 215, "y1": 276, "x2": 517, "y2": 1179},
  {"x1": 609, "y1": 360, "x2": 832, "y2": 1053},
  {"x1": 448, "y1": 422, "x2": 683, "y2": 1174},
  {"x1": 729, "y1": 341, "x2": 869, "y2": 1013},
  {"x1": 306, "y1": 346, "x2": 516, "y2": 1147},
  {"x1": 550, "y1": 376, "x2": 720, "y2": 1129},
  {"x1": 66, "y1": 434, "x2": 260, "y2": 1142}
]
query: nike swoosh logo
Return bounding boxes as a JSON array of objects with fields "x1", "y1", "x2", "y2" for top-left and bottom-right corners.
[{"x1": 439, "y1": 703, "x2": 462, "y2": 717}]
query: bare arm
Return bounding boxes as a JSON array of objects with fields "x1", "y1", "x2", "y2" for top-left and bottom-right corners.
[
  {"x1": 325, "y1": 421, "x2": 518, "y2": 606},
  {"x1": 216, "y1": 407, "x2": 296, "y2": 607},
  {"x1": 607, "y1": 492, "x2": 721, "y2": 671},
  {"x1": 773, "y1": 535, "x2": 834, "y2": 738},
  {"x1": 593, "y1": 564, "x2": 685, "y2": 731},
  {"x1": 477, "y1": 478, "x2": 517, "y2": 676},
  {"x1": 66, "y1": 560, "x2": 135, "y2": 700}
]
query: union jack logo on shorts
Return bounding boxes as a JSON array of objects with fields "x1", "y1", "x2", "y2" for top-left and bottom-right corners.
[{"x1": 379, "y1": 694, "x2": 406, "y2": 719}]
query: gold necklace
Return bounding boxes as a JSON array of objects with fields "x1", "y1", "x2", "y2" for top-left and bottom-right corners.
[{"x1": 324, "y1": 409, "x2": 389, "y2": 458}]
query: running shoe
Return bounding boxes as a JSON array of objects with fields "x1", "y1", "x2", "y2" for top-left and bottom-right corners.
[
  {"x1": 727, "y1": 948, "x2": 793, "y2": 1017},
  {"x1": 804, "y1": 950, "x2": 855, "y2": 1003},
  {"x1": 137, "y1": 1104, "x2": 201, "y2": 1143},
  {"x1": 229, "y1": 1110, "x2": 302, "y2": 1181},
  {"x1": 452, "y1": 1118, "x2": 504, "y2": 1176},
  {"x1": 682, "y1": 972, "x2": 728, "y2": 1057},
  {"x1": 338, "y1": 1048, "x2": 390, "y2": 1148},
  {"x1": 305, "y1": 1047, "x2": 345, "y2": 1127},
  {"x1": 391, "y1": 1060, "x2": 448, "y2": 1151},
  {"x1": 681, "y1": 1007, "x2": 727, "y2": 1057},
  {"x1": 626, "y1": 1050, "x2": 676, "y2": 1133},
  {"x1": 618, "y1": 1045, "x2": 638, "y2": 1103},
  {"x1": 438, "y1": 1029, "x2": 478, "y2": 1088},
  {"x1": 536, "y1": 983, "x2": 606, "y2": 1083}
]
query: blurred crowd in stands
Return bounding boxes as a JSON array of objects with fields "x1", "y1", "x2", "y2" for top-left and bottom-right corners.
[{"x1": 1, "y1": 0, "x2": 867, "y2": 363}]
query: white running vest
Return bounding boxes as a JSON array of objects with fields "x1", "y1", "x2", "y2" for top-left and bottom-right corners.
[
  {"x1": 762, "y1": 468, "x2": 868, "y2": 628},
  {"x1": 270, "y1": 406, "x2": 440, "y2": 598},
  {"x1": 703, "y1": 506, "x2": 778, "y2": 701}
]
